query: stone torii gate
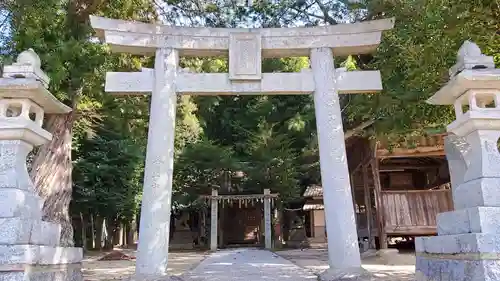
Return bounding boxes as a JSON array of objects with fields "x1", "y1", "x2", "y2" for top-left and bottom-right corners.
[{"x1": 90, "y1": 16, "x2": 393, "y2": 280}]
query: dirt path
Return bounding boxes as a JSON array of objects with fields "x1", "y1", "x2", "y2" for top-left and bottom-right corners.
[{"x1": 183, "y1": 249, "x2": 317, "y2": 281}]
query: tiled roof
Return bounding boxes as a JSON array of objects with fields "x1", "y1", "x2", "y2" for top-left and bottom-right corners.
[
  {"x1": 303, "y1": 203, "x2": 325, "y2": 210},
  {"x1": 303, "y1": 185, "x2": 323, "y2": 197}
]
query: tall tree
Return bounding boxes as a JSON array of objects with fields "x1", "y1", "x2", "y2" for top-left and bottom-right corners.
[
  {"x1": 6, "y1": 0, "x2": 156, "y2": 246},
  {"x1": 73, "y1": 117, "x2": 144, "y2": 249},
  {"x1": 243, "y1": 127, "x2": 300, "y2": 201},
  {"x1": 156, "y1": 0, "x2": 358, "y2": 27},
  {"x1": 345, "y1": 0, "x2": 500, "y2": 143}
]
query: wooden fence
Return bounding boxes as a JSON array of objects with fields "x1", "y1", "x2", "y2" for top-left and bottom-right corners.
[{"x1": 381, "y1": 189, "x2": 453, "y2": 236}]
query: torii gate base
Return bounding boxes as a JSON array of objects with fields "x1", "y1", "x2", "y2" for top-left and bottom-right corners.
[{"x1": 90, "y1": 16, "x2": 394, "y2": 281}]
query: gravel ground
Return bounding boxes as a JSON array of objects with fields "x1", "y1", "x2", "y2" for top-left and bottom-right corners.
[
  {"x1": 83, "y1": 250, "x2": 208, "y2": 281},
  {"x1": 82, "y1": 248, "x2": 416, "y2": 281}
]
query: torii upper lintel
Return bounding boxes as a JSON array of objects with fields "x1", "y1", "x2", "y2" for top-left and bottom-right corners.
[{"x1": 90, "y1": 16, "x2": 394, "y2": 58}]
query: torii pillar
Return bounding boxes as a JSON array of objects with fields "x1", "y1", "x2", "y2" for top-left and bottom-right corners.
[{"x1": 90, "y1": 16, "x2": 394, "y2": 281}]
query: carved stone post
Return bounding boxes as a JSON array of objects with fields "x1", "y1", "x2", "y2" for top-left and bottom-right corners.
[
  {"x1": 210, "y1": 189, "x2": 218, "y2": 251},
  {"x1": 263, "y1": 189, "x2": 272, "y2": 249},
  {"x1": 0, "y1": 49, "x2": 82, "y2": 280},
  {"x1": 416, "y1": 41, "x2": 500, "y2": 281}
]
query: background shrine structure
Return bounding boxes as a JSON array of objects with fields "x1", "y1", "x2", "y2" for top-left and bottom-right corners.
[{"x1": 302, "y1": 132, "x2": 453, "y2": 250}]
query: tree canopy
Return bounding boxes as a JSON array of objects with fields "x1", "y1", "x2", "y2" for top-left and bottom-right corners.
[{"x1": 345, "y1": 0, "x2": 500, "y2": 145}]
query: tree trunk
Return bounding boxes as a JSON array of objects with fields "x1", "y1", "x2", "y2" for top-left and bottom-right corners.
[
  {"x1": 123, "y1": 222, "x2": 130, "y2": 246},
  {"x1": 72, "y1": 213, "x2": 83, "y2": 247},
  {"x1": 126, "y1": 218, "x2": 137, "y2": 246},
  {"x1": 29, "y1": 113, "x2": 75, "y2": 247},
  {"x1": 112, "y1": 223, "x2": 121, "y2": 246},
  {"x1": 94, "y1": 215, "x2": 104, "y2": 250},
  {"x1": 104, "y1": 217, "x2": 116, "y2": 250},
  {"x1": 90, "y1": 213, "x2": 96, "y2": 249},
  {"x1": 120, "y1": 223, "x2": 125, "y2": 246},
  {"x1": 80, "y1": 212, "x2": 87, "y2": 251}
]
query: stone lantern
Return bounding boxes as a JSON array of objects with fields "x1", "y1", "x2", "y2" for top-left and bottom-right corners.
[
  {"x1": 416, "y1": 41, "x2": 500, "y2": 281},
  {"x1": 0, "y1": 49, "x2": 83, "y2": 280}
]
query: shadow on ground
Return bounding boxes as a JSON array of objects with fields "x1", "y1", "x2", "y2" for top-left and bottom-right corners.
[{"x1": 276, "y1": 249, "x2": 416, "y2": 281}]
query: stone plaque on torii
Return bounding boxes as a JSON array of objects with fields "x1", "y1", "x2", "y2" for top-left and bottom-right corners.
[{"x1": 90, "y1": 16, "x2": 394, "y2": 281}]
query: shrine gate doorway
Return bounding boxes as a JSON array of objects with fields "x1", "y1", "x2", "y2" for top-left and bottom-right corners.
[{"x1": 200, "y1": 190, "x2": 278, "y2": 249}]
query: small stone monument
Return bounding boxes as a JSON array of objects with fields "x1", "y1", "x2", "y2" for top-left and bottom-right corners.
[
  {"x1": 0, "y1": 49, "x2": 83, "y2": 280},
  {"x1": 416, "y1": 41, "x2": 500, "y2": 281}
]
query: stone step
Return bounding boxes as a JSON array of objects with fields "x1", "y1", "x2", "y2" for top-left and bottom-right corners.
[
  {"x1": 453, "y1": 177, "x2": 500, "y2": 209},
  {"x1": 0, "y1": 264, "x2": 83, "y2": 281},
  {"x1": 416, "y1": 254, "x2": 499, "y2": 281},
  {"x1": 0, "y1": 188, "x2": 43, "y2": 219},
  {"x1": 437, "y1": 206, "x2": 500, "y2": 235},
  {"x1": 416, "y1": 233, "x2": 500, "y2": 254},
  {"x1": 0, "y1": 218, "x2": 61, "y2": 246},
  {"x1": 0, "y1": 245, "x2": 82, "y2": 266}
]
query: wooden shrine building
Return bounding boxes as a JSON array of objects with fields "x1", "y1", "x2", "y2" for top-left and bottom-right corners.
[{"x1": 304, "y1": 133, "x2": 453, "y2": 249}]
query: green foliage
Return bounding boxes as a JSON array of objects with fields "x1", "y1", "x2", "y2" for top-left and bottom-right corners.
[
  {"x1": 344, "y1": 0, "x2": 500, "y2": 144},
  {"x1": 242, "y1": 127, "x2": 300, "y2": 203},
  {"x1": 173, "y1": 139, "x2": 241, "y2": 206},
  {"x1": 73, "y1": 123, "x2": 143, "y2": 222},
  {"x1": 175, "y1": 95, "x2": 203, "y2": 153}
]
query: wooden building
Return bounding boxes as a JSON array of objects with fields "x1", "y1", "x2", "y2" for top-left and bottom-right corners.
[
  {"x1": 198, "y1": 192, "x2": 279, "y2": 249},
  {"x1": 303, "y1": 185, "x2": 326, "y2": 245},
  {"x1": 303, "y1": 133, "x2": 454, "y2": 249}
]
